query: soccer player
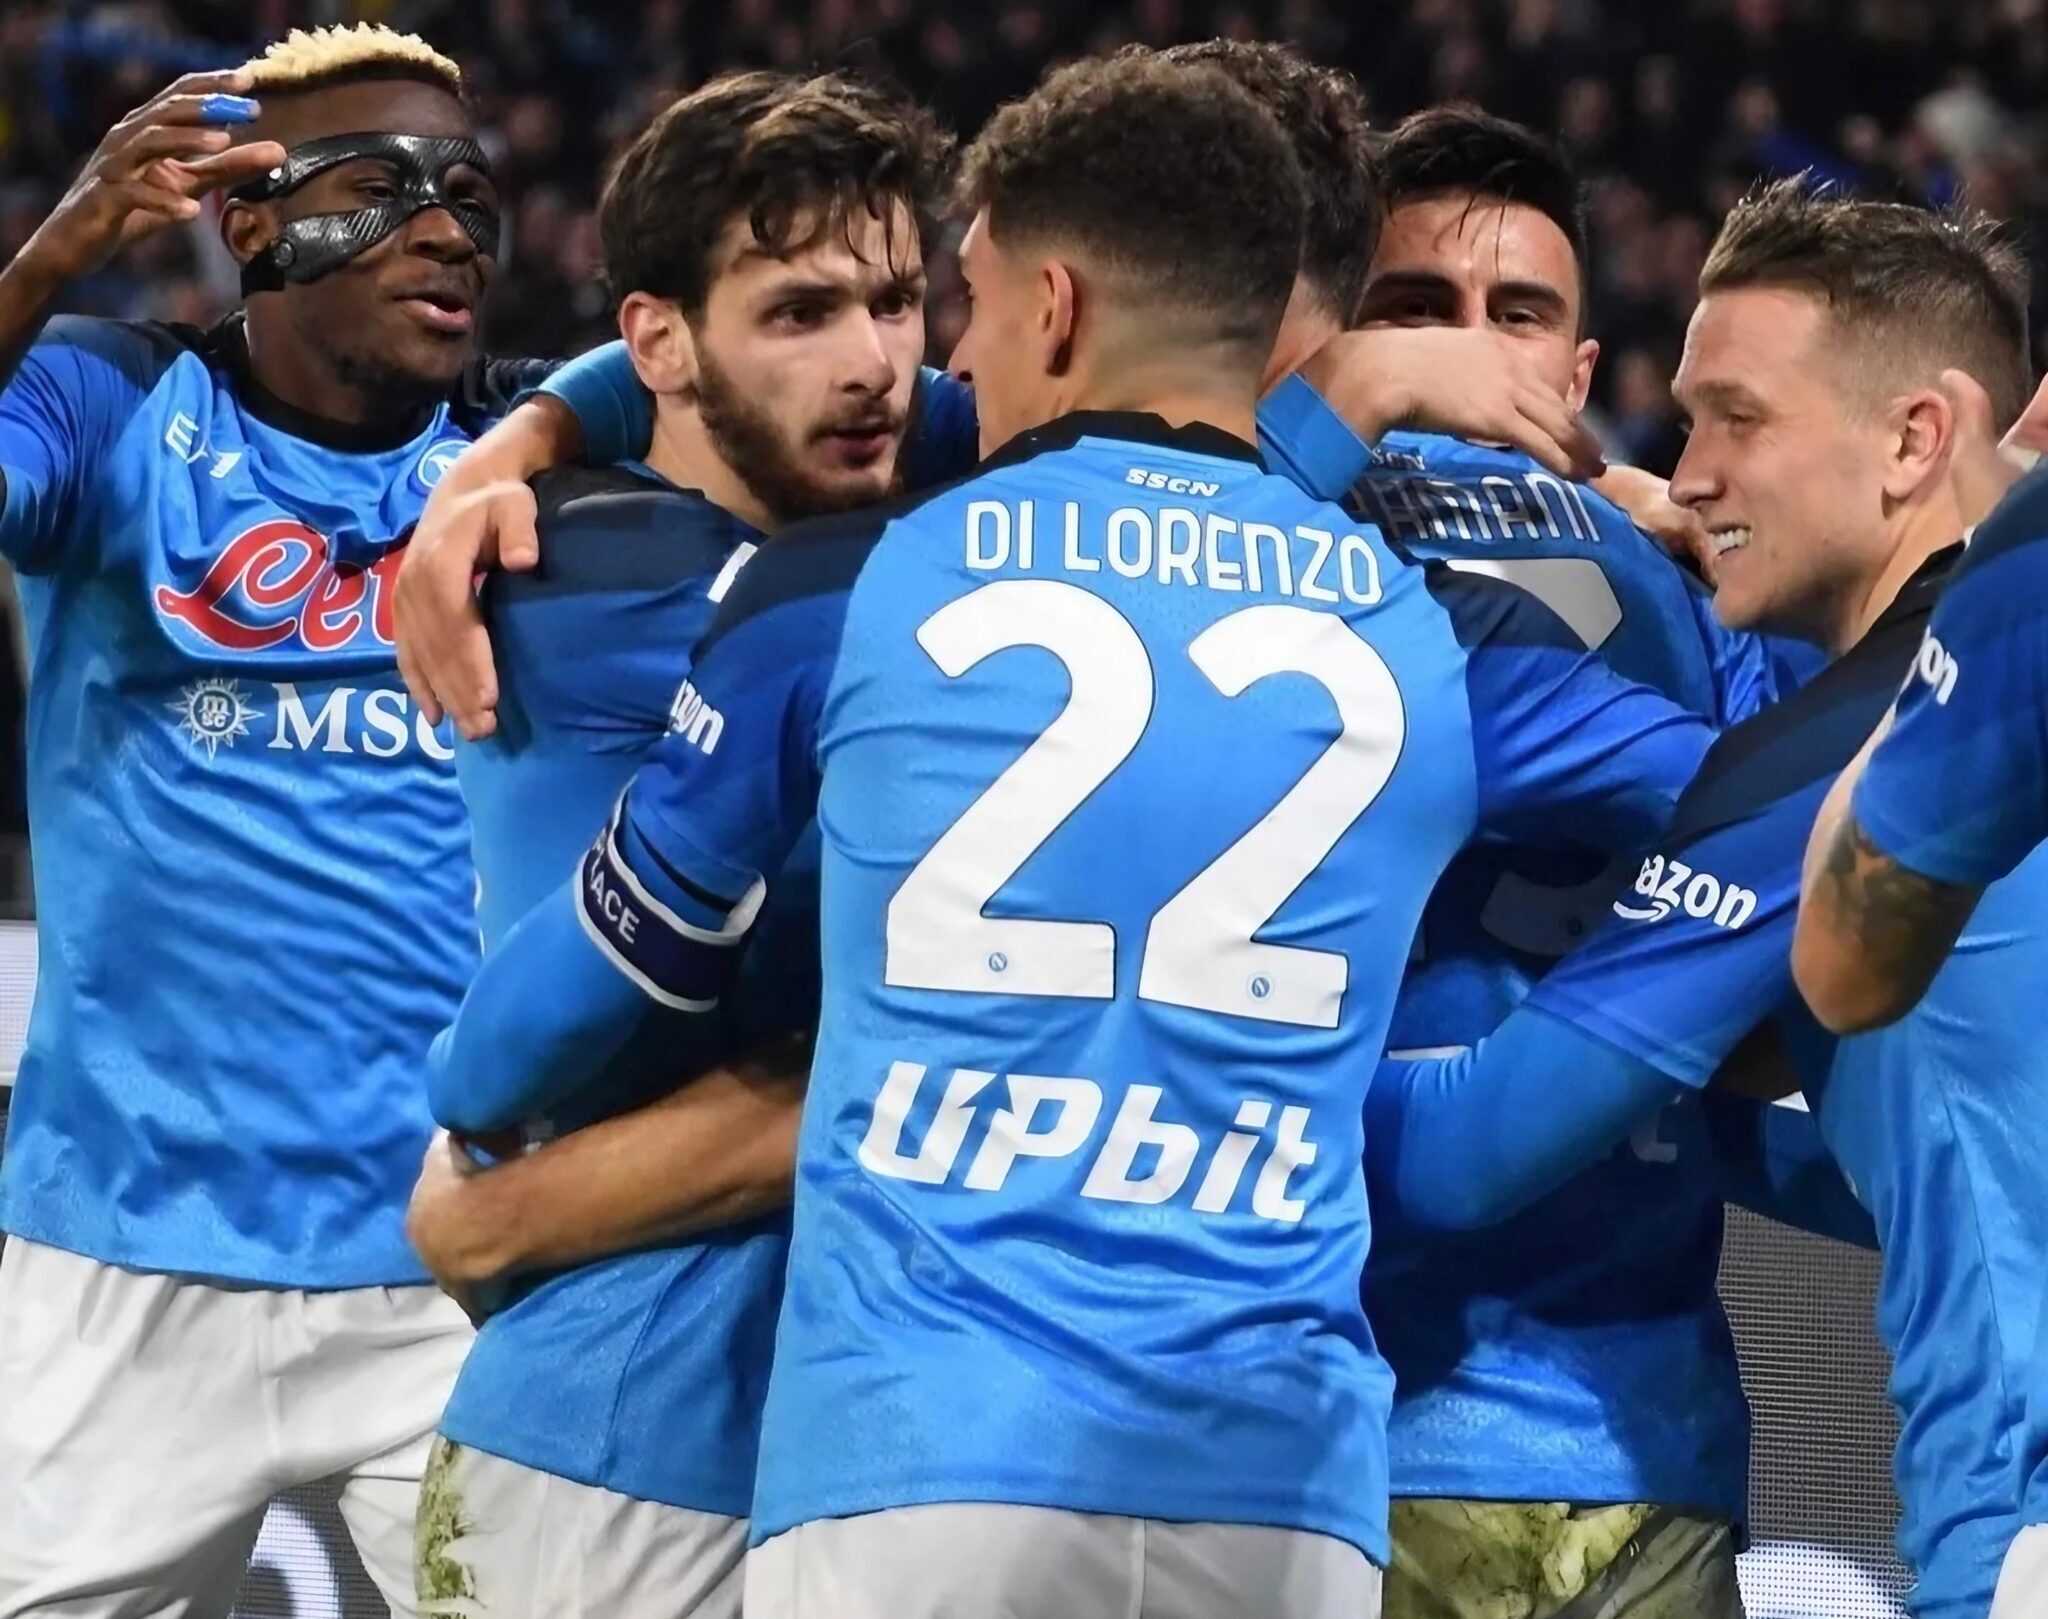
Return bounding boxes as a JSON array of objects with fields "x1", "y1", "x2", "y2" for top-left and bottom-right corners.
[
  {"x1": 1347, "y1": 106, "x2": 1771, "y2": 1619},
  {"x1": 408, "y1": 71, "x2": 952, "y2": 1619},
  {"x1": 0, "y1": 25, "x2": 546, "y2": 1616},
  {"x1": 428, "y1": 53, "x2": 1715, "y2": 1619},
  {"x1": 387, "y1": 47, "x2": 1610, "y2": 744},
  {"x1": 1374, "y1": 185, "x2": 2044, "y2": 1619}
]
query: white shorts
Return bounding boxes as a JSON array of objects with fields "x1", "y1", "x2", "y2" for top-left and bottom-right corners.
[
  {"x1": 744, "y1": 1502, "x2": 1382, "y2": 1619},
  {"x1": 0, "y1": 1235, "x2": 471, "y2": 1619},
  {"x1": 1994, "y1": 1523, "x2": 2048, "y2": 1619},
  {"x1": 417, "y1": 1439, "x2": 747, "y2": 1619}
]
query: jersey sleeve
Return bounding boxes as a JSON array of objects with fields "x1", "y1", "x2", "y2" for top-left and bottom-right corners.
[
  {"x1": 1365, "y1": 1006, "x2": 1684, "y2": 1229},
  {"x1": 1523, "y1": 771, "x2": 1810, "y2": 1086},
  {"x1": 1255, "y1": 373, "x2": 1375, "y2": 501},
  {"x1": 1851, "y1": 480, "x2": 2048, "y2": 885},
  {"x1": 538, "y1": 341, "x2": 652, "y2": 466},
  {"x1": 451, "y1": 354, "x2": 562, "y2": 433},
  {"x1": 429, "y1": 527, "x2": 860, "y2": 1133},
  {"x1": 0, "y1": 317, "x2": 171, "y2": 572},
  {"x1": 1434, "y1": 564, "x2": 1715, "y2": 852}
]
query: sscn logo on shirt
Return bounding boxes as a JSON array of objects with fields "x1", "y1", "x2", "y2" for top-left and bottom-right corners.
[{"x1": 1612, "y1": 853, "x2": 1758, "y2": 929}]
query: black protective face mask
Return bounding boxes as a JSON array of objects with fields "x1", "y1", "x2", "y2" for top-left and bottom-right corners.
[{"x1": 233, "y1": 132, "x2": 499, "y2": 295}]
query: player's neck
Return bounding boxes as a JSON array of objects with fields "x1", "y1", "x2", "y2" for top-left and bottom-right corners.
[
  {"x1": 646, "y1": 404, "x2": 779, "y2": 535},
  {"x1": 237, "y1": 311, "x2": 437, "y2": 443},
  {"x1": 1833, "y1": 491, "x2": 1970, "y2": 655},
  {"x1": 1066, "y1": 354, "x2": 1261, "y2": 449},
  {"x1": 1259, "y1": 291, "x2": 1341, "y2": 396}
]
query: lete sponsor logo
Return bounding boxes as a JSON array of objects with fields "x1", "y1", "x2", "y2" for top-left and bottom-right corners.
[{"x1": 155, "y1": 519, "x2": 403, "y2": 652}]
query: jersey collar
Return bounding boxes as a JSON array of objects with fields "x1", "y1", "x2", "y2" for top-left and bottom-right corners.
[
  {"x1": 203, "y1": 315, "x2": 442, "y2": 454},
  {"x1": 980, "y1": 410, "x2": 1263, "y2": 475}
]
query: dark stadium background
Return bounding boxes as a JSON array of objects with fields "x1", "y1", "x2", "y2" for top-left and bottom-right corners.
[{"x1": 6, "y1": 0, "x2": 2046, "y2": 1611}]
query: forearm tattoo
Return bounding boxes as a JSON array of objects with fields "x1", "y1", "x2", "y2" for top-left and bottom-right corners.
[{"x1": 1817, "y1": 814, "x2": 1978, "y2": 1002}]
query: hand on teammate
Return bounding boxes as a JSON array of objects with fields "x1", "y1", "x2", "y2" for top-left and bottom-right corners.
[
  {"x1": 1298, "y1": 324, "x2": 1607, "y2": 483},
  {"x1": 14, "y1": 70, "x2": 286, "y2": 290},
  {"x1": 395, "y1": 400, "x2": 577, "y2": 741},
  {"x1": 406, "y1": 1129, "x2": 521, "y2": 1324}
]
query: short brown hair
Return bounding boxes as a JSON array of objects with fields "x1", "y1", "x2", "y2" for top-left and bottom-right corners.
[
  {"x1": 600, "y1": 71, "x2": 954, "y2": 313},
  {"x1": 958, "y1": 54, "x2": 1306, "y2": 360},
  {"x1": 1154, "y1": 41, "x2": 1377, "y2": 324},
  {"x1": 1701, "y1": 178, "x2": 2033, "y2": 428}
]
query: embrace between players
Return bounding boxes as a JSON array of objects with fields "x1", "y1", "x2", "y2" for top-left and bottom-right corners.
[{"x1": 2, "y1": 20, "x2": 2048, "y2": 1619}]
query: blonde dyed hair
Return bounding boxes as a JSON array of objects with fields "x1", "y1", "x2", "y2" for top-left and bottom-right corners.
[{"x1": 243, "y1": 23, "x2": 462, "y2": 98}]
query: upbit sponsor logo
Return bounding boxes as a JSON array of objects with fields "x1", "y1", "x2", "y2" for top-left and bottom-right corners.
[
  {"x1": 1613, "y1": 853, "x2": 1758, "y2": 928},
  {"x1": 1911, "y1": 631, "x2": 1960, "y2": 705},
  {"x1": 858, "y1": 1061, "x2": 1318, "y2": 1224}
]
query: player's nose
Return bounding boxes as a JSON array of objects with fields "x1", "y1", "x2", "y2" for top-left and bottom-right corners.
[
  {"x1": 1668, "y1": 436, "x2": 1717, "y2": 511},
  {"x1": 404, "y1": 205, "x2": 481, "y2": 264}
]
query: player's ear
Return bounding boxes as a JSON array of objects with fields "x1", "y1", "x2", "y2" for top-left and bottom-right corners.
[
  {"x1": 219, "y1": 199, "x2": 276, "y2": 268},
  {"x1": 1568, "y1": 337, "x2": 1599, "y2": 415},
  {"x1": 1040, "y1": 257, "x2": 1077, "y2": 379},
  {"x1": 1886, "y1": 385, "x2": 1954, "y2": 504},
  {"x1": 619, "y1": 293, "x2": 696, "y2": 397}
]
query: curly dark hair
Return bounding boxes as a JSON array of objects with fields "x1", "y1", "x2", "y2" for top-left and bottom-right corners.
[
  {"x1": 599, "y1": 70, "x2": 955, "y2": 313},
  {"x1": 1703, "y1": 178, "x2": 2031, "y2": 428},
  {"x1": 1152, "y1": 40, "x2": 1377, "y2": 324},
  {"x1": 958, "y1": 54, "x2": 1306, "y2": 360}
]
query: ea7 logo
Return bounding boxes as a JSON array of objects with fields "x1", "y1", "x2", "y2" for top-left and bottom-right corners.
[
  {"x1": 1125, "y1": 467, "x2": 1222, "y2": 497},
  {"x1": 1910, "y1": 632, "x2": 1960, "y2": 705},
  {"x1": 1612, "y1": 853, "x2": 1758, "y2": 929},
  {"x1": 858, "y1": 1062, "x2": 1318, "y2": 1225},
  {"x1": 667, "y1": 680, "x2": 723, "y2": 754}
]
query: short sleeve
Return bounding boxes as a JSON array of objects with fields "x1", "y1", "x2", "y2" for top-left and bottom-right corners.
[
  {"x1": 1255, "y1": 373, "x2": 1374, "y2": 501},
  {"x1": 1852, "y1": 479, "x2": 2048, "y2": 886},
  {"x1": 0, "y1": 317, "x2": 170, "y2": 572},
  {"x1": 538, "y1": 341, "x2": 652, "y2": 467}
]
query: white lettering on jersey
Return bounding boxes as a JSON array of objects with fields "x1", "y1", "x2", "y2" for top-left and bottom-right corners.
[
  {"x1": 964, "y1": 499, "x2": 1381, "y2": 606},
  {"x1": 162, "y1": 412, "x2": 244, "y2": 480},
  {"x1": 1364, "y1": 469, "x2": 1599, "y2": 547},
  {"x1": 1912, "y1": 631, "x2": 1960, "y2": 706},
  {"x1": 1612, "y1": 853, "x2": 1758, "y2": 929},
  {"x1": 666, "y1": 681, "x2": 724, "y2": 755},
  {"x1": 256, "y1": 682, "x2": 450, "y2": 760},
  {"x1": 1124, "y1": 467, "x2": 1223, "y2": 497},
  {"x1": 858, "y1": 1062, "x2": 1318, "y2": 1225}
]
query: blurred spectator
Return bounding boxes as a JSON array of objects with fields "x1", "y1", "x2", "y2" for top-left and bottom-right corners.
[{"x1": 0, "y1": 0, "x2": 2044, "y2": 466}]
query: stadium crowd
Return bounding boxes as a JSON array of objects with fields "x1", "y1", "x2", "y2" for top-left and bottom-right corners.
[{"x1": 2, "y1": 0, "x2": 2047, "y2": 460}]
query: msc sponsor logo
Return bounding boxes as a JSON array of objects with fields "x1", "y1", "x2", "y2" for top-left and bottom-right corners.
[
  {"x1": 667, "y1": 680, "x2": 724, "y2": 755},
  {"x1": 169, "y1": 678, "x2": 450, "y2": 761},
  {"x1": 1612, "y1": 853, "x2": 1758, "y2": 929},
  {"x1": 1910, "y1": 631, "x2": 1960, "y2": 705},
  {"x1": 858, "y1": 1061, "x2": 1318, "y2": 1225},
  {"x1": 156, "y1": 519, "x2": 403, "y2": 653}
]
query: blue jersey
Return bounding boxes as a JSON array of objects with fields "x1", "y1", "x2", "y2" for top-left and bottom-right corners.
[
  {"x1": 0, "y1": 315, "x2": 544, "y2": 1287},
  {"x1": 438, "y1": 410, "x2": 1711, "y2": 1559},
  {"x1": 1527, "y1": 550, "x2": 2047, "y2": 1618},
  {"x1": 1351, "y1": 432, "x2": 1767, "y2": 1519},
  {"x1": 436, "y1": 464, "x2": 817, "y2": 1516},
  {"x1": 1853, "y1": 464, "x2": 2048, "y2": 886}
]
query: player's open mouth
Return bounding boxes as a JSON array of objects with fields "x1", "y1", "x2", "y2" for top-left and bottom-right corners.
[
  {"x1": 1710, "y1": 526, "x2": 1751, "y2": 557},
  {"x1": 395, "y1": 289, "x2": 476, "y2": 336},
  {"x1": 823, "y1": 427, "x2": 895, "y2": 466}
]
